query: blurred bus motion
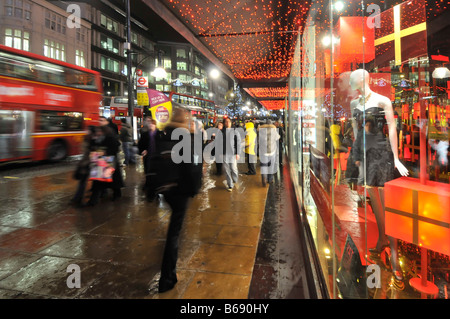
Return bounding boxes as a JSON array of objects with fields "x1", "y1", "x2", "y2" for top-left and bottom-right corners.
[
  {"x1": 162, "y1": 92, "x2": 216, "y2": 127},
  {"x1": 0, "y1": 44, "x2": 102, "y2": 162},
  {"x1": 102, "y1": 95, "x2": 140, "y2": 130}
]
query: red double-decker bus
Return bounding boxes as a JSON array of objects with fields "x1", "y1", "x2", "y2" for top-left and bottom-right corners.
[
  {"x1": 162, "y1": 92, "x2": 217, "y2": 126},
  {"x1": 0, "y1": 45, "x2": 103, "y2": 163}
]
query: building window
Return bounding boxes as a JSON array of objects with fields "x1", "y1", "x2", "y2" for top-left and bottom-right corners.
[
  {"x1": 142, "y1": 38, "x2": 153, "y2": 51},
  {"x1": 100, "y1": 35, "x2": 119, "y2": 54},
  {"x1": 131, "y1": 32, "x2": 138, "y2": 44},
  {"x1": 75, "y1": 50, "x2": 85, "y2": 67},
  {"x1": 4, "y1": 0, "x2": 31, "y2": 19},
  {"x1": 100, "y1": 55, "x2": 119, "y2": 73},
  {"x1": 163, "y1": 58, "x2": 171, "y2": 69},
  {"x1": 194, "y1": 65, "x2": 201, "y2": 76},
  {"x1": 100, "y1": 14, "x2": 119, "y2": 34},
  {"x1": 177, "y1": 62, "x2": 187, "y2": 71},
  {"x1": 4, "y1": 28, "x2": 29, "y2": 51},
  {"x1": 76, "y1": 27, "x2": 86, "y2": 42},
  {"x1": 45, "y1": 10, "x2": 66, "y2": 35},
  {"x1": 176, "y1": 48, "x2": 186, "y2": 58},
  {"x1": 44, "y1": 39, "x2": 65, "y2": 61}
]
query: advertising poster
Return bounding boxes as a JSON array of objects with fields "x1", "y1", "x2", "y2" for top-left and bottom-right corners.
[{"x1": 146, "y1": 89, "x2": 172, "y2": 130}]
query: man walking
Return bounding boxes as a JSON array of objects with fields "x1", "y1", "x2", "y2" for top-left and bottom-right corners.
[
  {"x1": 119, "y1": 118, "x2": 135, "y2": 166},
  {"x1": 221, "y1": 117, "x2": 242, "y2": 191}
]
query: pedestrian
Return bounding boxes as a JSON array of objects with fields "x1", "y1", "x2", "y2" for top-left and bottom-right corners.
[
  {"x1": 119, "y1": 118, "x2": 135, "y2": 166},
  {"x1": 87, "y1": 116, "x2": 124, "y2": 205},
  {"x1": 211, "y1": 121, "x2": 223, "y2": 175},
  {"x1": 70, "y1": 125, "x2": 95, "y2": 207},
  {"x1": 107, "y1": 117, "x2": 119, "y2": 136},
  {"x1": 258, "y1": 119, "x2": 279, "y2": 186},
  {"x1": 244, "y1": 121, "x2": 257, "y2": 175},
  {"x1": 222, "y1": 117, "x2": 241, "y2": 191},
  {"x1": 138, "y1": 116, "x2": 157, "y2": 201},
  {"x1": 148, "y1": 107, "x2": 202, "y2": 293},
  {"x1": 275, "y1": 121, "x2": 285, "y2": 166}
]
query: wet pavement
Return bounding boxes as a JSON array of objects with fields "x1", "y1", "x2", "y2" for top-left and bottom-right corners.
[{"x1": 0, "y1": 155, "x2": 308, "y2": 299}]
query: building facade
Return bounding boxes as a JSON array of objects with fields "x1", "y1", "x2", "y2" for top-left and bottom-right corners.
[
  {"x1": 47, "y1": 0, "x2": 232, "y2": 109},
  {"x1": 1, "y1": 0, "x2": 91, "y2": 68}
]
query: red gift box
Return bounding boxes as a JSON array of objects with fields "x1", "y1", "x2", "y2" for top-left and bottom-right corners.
[
  {"x1": 385, "y1": 177, "x2": 450, "y2": 256},
  {"x1": 374, "y1": 0, "x2": 427, "y2": 67}
]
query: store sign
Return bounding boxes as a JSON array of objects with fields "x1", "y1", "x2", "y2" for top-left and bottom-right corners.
[
  {"x1": 172, "y1": 79, "x2": 183, "y2": 87},
  {"x1": 191, "y1": 79, "x2": 200, "y2": 87},
  {"x1": 369, "y1": 73, "x2": 391, "y2": 98}
]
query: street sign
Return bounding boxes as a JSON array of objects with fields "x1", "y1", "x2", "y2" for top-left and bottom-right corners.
[
  {"x1": 136, "y1": 69, "x2": 143, "y2": 76},
  {"x1": 137, "y1": 76, "x2": 148, "y2": 87},
  {"x1": 137, "y1": 90, "x2": 149, "y2": 106}
]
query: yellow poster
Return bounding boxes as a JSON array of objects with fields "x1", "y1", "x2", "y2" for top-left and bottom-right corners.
[
  {"x1": 137, "y1": 91, "x2": 149, "y2": 106},
  {"x1": 150, "y1": 101, "x2": 172, "y2": 130},
  {"x1": 146, "y1": 89, "x2": 173, "y2": 130}
]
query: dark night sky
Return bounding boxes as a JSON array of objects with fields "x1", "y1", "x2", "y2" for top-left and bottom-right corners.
[{"x1": 116, "y1": 0, "x2": 189, "y2": 43}]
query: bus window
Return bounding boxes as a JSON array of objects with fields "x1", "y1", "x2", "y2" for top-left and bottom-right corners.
[
  {"x1": 38, "y1": 111, "x2": 83, "y2": 132},
  {"x1": 65, "y1": 68, "x2": 97, "y2": 91}
]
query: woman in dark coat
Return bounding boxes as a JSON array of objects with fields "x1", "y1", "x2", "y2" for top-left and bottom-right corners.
[
  {"x1": 148, "y1": 108, "x2": 202, "y2": 293},
  {"x1": 87, "y1": 123, "x2": 124, "y2": 206}
]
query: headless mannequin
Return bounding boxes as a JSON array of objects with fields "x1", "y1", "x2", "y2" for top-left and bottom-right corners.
[{"x1": 349, "y1": 69, "x2": 409, "y2": 282}]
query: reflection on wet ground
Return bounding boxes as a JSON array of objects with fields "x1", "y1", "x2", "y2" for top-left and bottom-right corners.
[{"x1": 0, "y1": 156, "x2": 307, "y2": 299}]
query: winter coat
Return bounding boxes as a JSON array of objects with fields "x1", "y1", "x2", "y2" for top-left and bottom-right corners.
[
  {"x1": 119, "y1": 122, "x2": 132, "y2": 143},
  {"x1": 148, "y1": 122, "x2": 202, "y2": 197},
  {"x1": 245, "y1": 122, "x2": 257, "y2": 155},
  {"x1": 221, "y1": 126, "x2": 242, "y2": 158},
  {"x1": 258, "y1": 124, "x2": 279, "y2": 156}
]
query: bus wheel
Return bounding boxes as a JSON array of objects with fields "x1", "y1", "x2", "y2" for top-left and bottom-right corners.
[{"x1": 48, "y1": 140, "x2": 67, "y2": 161}]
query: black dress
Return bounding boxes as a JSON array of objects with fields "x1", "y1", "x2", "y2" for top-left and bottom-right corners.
[{"x1": 352, "y1": 107, "x2": 395, "y2": 187}]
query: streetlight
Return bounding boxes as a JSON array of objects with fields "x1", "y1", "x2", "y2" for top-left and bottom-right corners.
[
  {"x1": 150, "y1": 50, "x2": 167, "y2": 79},
  {"x1": 209, "y1": 68, "x2": 220, "y2": 80}
]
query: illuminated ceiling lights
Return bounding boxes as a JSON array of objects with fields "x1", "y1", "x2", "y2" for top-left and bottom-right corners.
[
  {"x1": 246, "y1": 87, "x2": 288, "y2": 98},
  {"x1": 259, "y1": 100, "x2": 285, "y2": 110},
  {"x1": 164, "y1": 0, "x2": 311, "y2": 81}
]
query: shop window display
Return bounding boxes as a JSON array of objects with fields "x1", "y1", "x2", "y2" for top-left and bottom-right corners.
[{"x1": 288, "y1": 0, "x2": 449, "y2": 299}]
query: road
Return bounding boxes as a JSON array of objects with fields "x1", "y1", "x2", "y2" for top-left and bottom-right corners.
[{"x1": 0, "y1": 157, "x2": 80, "y2": 183}]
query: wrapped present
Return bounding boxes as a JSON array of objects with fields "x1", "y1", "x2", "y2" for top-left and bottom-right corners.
[
  {"x1": 385, "y1": 177, "x2": 450, "y2": 256},
  {"x1": 374, "y1": 0, "x2": 427, "y2": 67}
]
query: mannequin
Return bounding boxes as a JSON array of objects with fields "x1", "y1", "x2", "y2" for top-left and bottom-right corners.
[{"x1": 349, "y1": 69, "x2": 409, "y2": 286}]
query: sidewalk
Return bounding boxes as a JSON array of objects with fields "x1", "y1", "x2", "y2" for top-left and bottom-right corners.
[{"x1": 0, "y1": 159, "x2": 269, "y2": 298}]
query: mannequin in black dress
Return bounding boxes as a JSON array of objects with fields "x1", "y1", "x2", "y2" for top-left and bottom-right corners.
[{"x1": 349, "y1": 69, "x2": 409, "y2": 286}]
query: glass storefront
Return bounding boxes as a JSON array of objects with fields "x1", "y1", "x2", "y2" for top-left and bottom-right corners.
[{"x1": 287, "y1": 0, "x2": 449, "y2": 299}]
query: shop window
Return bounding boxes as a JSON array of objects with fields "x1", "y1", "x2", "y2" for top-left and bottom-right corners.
[{"x1": 287, "y1": 0, "x2": 450, "y2": 300}]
